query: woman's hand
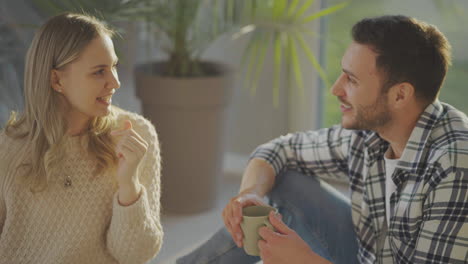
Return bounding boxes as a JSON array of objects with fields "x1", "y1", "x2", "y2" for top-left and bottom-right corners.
[{"x1": 111, "y1": 120, "x2": 149, "y2": 205}]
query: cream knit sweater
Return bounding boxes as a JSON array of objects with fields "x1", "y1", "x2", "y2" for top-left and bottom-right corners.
[{"x1": 0, "y1": 108, "x2": 163, "y2": 264}]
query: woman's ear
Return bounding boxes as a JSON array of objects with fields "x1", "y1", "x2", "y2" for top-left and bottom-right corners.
[{"x1": 50, "y1": 69, "x2": 64, "y2": 93}]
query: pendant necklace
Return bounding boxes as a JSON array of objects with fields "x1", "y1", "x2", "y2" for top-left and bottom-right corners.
[{"x1": 64, "y1": 176, "x2": 72, "y2": 187}]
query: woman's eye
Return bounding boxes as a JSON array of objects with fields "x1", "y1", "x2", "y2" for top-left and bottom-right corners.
[{"x1": 94, "y1": 69, "x2": 105, "y2": 75}]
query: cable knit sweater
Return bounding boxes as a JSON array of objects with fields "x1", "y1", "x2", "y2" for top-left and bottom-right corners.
[{"x1": 0, "y1": 107, "x2": 163, "y2": 264}]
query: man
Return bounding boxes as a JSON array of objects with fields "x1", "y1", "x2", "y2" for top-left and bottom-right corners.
[{"x1": 177, "y1": 15, "x2": 468, "y2": 264}]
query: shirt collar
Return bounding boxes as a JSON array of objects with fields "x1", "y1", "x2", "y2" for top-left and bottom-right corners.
[
  {"x1": 397, "y1": 100, "x2": 443, "y2": 173},
  {"x1": 363, "y1": 100, "x2": 444, "y2": 173}
]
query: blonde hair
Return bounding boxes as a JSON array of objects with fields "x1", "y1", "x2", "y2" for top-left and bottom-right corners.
[{"x1": 4, "y1": 13, "x2": 119, "y2": 191}]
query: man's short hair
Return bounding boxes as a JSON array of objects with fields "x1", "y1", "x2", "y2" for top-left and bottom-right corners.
[{"x1": 352, "y1": 15, "x2": 452, "y2": 105}]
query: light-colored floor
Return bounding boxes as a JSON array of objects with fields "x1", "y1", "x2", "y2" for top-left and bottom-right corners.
[
  {"x1": 149, "y1": 174, "x2": 241, "y2": 264},
  {"x1": 148, "y1": 174, "x2": 350, "y2": 264}
]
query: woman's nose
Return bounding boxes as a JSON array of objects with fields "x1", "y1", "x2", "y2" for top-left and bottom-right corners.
[{"x1": 108, "y1": 69, "x2": 120, "y2": 90}]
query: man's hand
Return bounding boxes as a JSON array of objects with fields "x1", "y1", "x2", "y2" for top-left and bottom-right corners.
[
  {"x1": 258, "y1": 211, "x2": 332, "y2": 264},
  {"x1": 222, "y1": 190, "x2": 267, "y2": 247}
]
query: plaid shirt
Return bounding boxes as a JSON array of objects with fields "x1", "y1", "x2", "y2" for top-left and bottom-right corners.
[{"x1": 251, "y1": 100, "x2": 468, "y2": 264}]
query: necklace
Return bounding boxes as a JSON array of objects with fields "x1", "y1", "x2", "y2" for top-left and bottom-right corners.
[{"x1": 64, "y1": 176, "x2": 72, "y2": 187}]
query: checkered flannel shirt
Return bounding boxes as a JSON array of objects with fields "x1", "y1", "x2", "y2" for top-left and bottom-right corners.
[{"x1": 251, "y1": 100, "x2": 468, "y2": 263}]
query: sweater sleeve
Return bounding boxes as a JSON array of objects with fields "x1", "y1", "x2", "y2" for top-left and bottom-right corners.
[{"x1": 106, "y1": 117, "x2": 163, "y2": 264}]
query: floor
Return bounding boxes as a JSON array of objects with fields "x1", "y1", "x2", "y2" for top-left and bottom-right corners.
[
  {"x1": 148, "y1": 174, "x2": 350, "y2": 264},
  {"x1": 148, "y1": 174, "x2": 241, "y2": 264}
]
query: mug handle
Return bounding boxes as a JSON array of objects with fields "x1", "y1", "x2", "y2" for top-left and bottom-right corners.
[{"x1": 263, "y1": 219, "x2": 276, "y2": 232}]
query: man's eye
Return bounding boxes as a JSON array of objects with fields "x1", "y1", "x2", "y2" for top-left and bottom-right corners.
[{"x1": 347, "y1": 76, "x2": 356, "y2": 84}]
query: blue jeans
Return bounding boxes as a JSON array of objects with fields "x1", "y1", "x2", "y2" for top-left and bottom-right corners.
[{"x1": 176, "y1": 170, "x2": 359, "y2": 264}]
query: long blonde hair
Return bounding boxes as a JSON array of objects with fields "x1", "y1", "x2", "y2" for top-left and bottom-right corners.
[{"x1": 4, "y1": 13, "x2": 119, "y2": 191}]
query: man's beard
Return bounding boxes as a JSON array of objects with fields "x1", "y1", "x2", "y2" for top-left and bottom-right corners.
[{"x1": 345, "y1": 94, "x2": 392, "y2": 131}]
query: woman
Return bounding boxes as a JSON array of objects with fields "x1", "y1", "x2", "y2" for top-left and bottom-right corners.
[{"x1": 0, "y1": 13, "x2": 163, "y2": 263}]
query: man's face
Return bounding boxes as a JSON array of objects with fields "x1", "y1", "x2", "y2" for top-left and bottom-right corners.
[{"x1": 331, "y1": 42, "x2": 392, "y2": 130}]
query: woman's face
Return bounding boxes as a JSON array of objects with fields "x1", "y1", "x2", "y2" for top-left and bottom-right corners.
[{"x1": 52, "y1": 34, "x2": 120, "y2": 126}]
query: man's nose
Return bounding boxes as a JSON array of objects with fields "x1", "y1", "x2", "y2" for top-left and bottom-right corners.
[{"x1": 331, "y1": 73, "x2": 345, "y2": 97}]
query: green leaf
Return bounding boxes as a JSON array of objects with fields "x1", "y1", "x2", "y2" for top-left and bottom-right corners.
[
  {"x1": 224, "y1": 0, "x2": 232, "y2": 24},
  {"x1": 212, "y1": 0, "x2": 219, "y2": 37},
  {"x1": 283, "y1": 30, "x2": 291, "y2": 84},
  {"x1": 288, "y1": 36, "x2": 304, "y2": 97},
  {"x1": 300, "y1": 27, "x2": 323, "y2": 41},
  {"x1": 294, "y1": 0, "x2": 316, "y2": 20},
  {"x1": 295, "y1": 32, "x2": 330, "y2": 89},
  {"x1": 272, "y1": 0, "x2": 287, "y2": 19},
  {"x1": 302, "y1": 2, "x2": 348, "y2": 23},
  {"x1": 273, "y1": 32, "x2": 283, "y2": 107},
  {"x1": 242, "y1": 33, "x2": 261, "y2": 92},
  {"x1": 287, "y1": 0, "x2": 301, "y2": 18},
  {"x1": 250, "y1": 32, "x2": 270, "y2": 97}
]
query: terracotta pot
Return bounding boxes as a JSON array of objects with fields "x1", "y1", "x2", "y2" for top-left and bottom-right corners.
[{"x1": 135, "y1": 61, "x2": 232, "y2": 213}]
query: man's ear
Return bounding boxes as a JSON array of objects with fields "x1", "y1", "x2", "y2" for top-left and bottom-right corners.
[
  {"x1": 50, "y1": 69, "x2": 64, "y2": 93},
  {"x1": 388, "y1": 82, "x2": 415, "y2": 109}
]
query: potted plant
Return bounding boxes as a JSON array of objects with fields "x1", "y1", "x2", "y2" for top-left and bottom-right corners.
[
  {"x1": 31, "y1": 0, "x2": 347, "y2": 213},
  {"x1": 132, "y1": 0, "x2": 240, "y2": 214},
  {"x1": 0, "y1": 21, "x2": 24, "y2": 128}
]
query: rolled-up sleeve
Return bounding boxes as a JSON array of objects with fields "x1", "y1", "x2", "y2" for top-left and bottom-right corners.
[{"x1": 250, "y1": 125, "x2": 355, "y2": 182}]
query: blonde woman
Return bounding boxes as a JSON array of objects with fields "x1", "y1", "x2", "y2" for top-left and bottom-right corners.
[{"x1": 0, "y1": 13, "x2": 163, "y2": 263}]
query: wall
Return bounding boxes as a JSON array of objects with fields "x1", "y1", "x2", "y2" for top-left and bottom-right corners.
[{"x1": 1, "y1": 0, "x2": 324, "y2": 175}]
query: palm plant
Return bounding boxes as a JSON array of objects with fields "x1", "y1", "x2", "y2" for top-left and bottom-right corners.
[
  {"x1": 32, "y1": 0, "x2": 348, "y2": 105},
  {"x1": 239, "y1": 0, "x2": 347, "y2": 105}
]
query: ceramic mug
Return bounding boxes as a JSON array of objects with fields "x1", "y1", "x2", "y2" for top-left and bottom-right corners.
[{"x1": 240, "y1": 205, "x2": 277, "y2": 256}]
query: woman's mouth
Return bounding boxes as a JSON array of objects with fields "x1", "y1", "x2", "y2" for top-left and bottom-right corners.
[{"x1": 97, "y1": 95, "x2": 112, "y2": 106}]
